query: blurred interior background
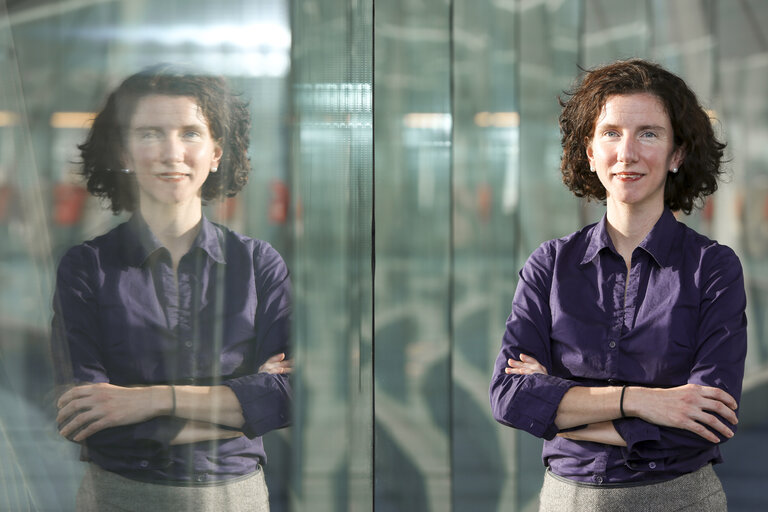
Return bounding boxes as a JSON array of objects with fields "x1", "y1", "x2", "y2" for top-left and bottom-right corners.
[{"x1": 0, "y1": 0, "x2": 766, "y2": 510}]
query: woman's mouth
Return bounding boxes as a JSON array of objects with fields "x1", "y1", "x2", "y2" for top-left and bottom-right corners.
[
  {"x1": 614, "y1": 172, "x2": 643, "y2": 181},
  {"x1": 156, "y1": 172, "x2": 189, "y2": 182}
]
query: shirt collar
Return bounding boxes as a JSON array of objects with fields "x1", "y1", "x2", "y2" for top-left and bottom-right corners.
[
  {"x1": 581, "y1": 208, "x2": 679, "y2": 268},
  {"x1": 125, "y1": 213, "x2": 226, "y2": 266}
]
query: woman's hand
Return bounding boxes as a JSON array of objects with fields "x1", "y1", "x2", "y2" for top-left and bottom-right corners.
[
  {"x1": 170, "y1": 420, "x2": 244, "y2": 445},
  {"x1": 558, "y1": 421, "x2": 627, "y2": 447},
  {"x1": 505, "y1": 354, "x2": 548, "y2": 375},
  {"x1": 259, "y1": 353, "x2": 293, "y2": 374},
  {"x1": 56, "y1": 383, "x2": 170, "y2": 442},
  {"x1": 624, "y1": 384, "x2": 738, "y2": 443}
]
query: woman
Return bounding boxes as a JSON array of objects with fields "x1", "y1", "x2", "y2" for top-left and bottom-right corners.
[
  {"x1": 489, "y1": 59, "x2": 747, "y2": 511},
  {"x1": 51, "y1": 66, "x2": 291, "y2": 511}
]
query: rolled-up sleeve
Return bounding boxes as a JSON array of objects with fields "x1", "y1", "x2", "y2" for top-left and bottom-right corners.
[
  {"x1": 490, "y1": 243, "x2": 578, "y2": 440},
  {"x1": 222, "y1": 242, "x2": 292, "y2": 438}
]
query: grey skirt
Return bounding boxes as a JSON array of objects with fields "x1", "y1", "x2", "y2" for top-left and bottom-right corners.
[
  {"x1": 76, "y1": 463, "x2": 270, "y2": 512},
  {"x1": 539, "y1": 464, "x2": 727, "y2": 512}
]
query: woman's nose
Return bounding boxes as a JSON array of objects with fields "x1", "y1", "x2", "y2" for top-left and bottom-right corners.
[
  {"x1": 617, "y1": 137, "x2": 638, "y2": 163},
  {"x1": 162, "y1": 136, "x2": 184, "y2": 163}
]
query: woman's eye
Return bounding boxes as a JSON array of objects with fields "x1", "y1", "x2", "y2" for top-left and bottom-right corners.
[
  {"x1": 140, "y1": 130, "x2": 160, "y2": 140},
  {"x1": 183, "y1": 131, "x2": 202, "y2": 139},
  {"x1": 604, "y1": 130, "x2": 619, "y2": 137},
  {"x1": 641, "y1": 131, "x2": 658, "y2": 138}
]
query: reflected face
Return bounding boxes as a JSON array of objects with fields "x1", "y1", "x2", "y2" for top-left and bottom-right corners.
[
  {"x1": 124, "y1": 95, "x2": 222, "y2": 210},
  {"x1": 587, "y1": 93, "x2": 684, "y2": 212}
]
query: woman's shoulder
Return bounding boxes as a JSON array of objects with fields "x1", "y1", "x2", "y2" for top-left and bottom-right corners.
[
  {"x1": 675, "y1": 220, "x2": 741, "y2": 266},
  {"x1": 213, "y1": 223, "x2": 289, "y2": 278},
  {"x1": 214, "y1": 223, "x2": 281, "y2": 257},
  {"x1": 58, "y1": 221, "x2": 132, "y2": 266},
  {"x1": 529, "y1": 221, "x2": 600, "y2": 260}
]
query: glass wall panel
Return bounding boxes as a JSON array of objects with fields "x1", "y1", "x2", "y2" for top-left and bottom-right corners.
[
  {"x1": 451, "y1": 4, "x2": 519, "y2": 511},
  {"x1": 289, "y1": 0, "x2": 373, "y2": 511},
  {"x1": 373, "y1": 1, "x2": 452, "y2": 510}
]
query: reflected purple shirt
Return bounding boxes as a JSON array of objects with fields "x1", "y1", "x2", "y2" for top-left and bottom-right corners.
[
  {"x1": 490, "y1": 209, "x2": 747, "y2": 485},
  {"x1": 51, "y1": 214, "x2": 291, "y2": 484}
]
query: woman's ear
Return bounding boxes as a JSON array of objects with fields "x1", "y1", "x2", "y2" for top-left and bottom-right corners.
[
  {"x1": 671, "y1": 146, "x2": 686, "y2": 170},
  {"x1": 212, "y1": 143, "x2": 223, "y2": 166},
  {"x1": 586, "y1": 141, "x2": 595, "y2": 169}
]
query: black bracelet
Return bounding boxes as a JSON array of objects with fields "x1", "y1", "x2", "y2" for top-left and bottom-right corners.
[
  {"x1": 620, "y1": 385, "x2": 628, "y2": 418},
  {"x1": 170, "y1": 385, "x2": 176, "y2": 416}
]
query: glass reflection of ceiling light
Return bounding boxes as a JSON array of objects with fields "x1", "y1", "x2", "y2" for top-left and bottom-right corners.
[
  {"x1": 78, "y1": 23, "x2": 291, "y2": 76},
  {"x1": 81, "y1": 23, "x2": 291, "y2": 50},
  {"x1": 50, "y1": 112, "x2": 95, "y2": 129},
  {"x1": 474, "y1": 111, "x2": 520, "y2": 128},
  {"x1": 0, "y1": 111, "x2": 20, "y2": 126},
  {"x1": 403, "y1": 113, "x2": 452, "y2": 130}
]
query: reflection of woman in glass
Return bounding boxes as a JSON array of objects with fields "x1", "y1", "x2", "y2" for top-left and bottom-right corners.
[
  {"x1": 490, "y1": 59, "x2": 746, "y2": 511},
  {"x1": 51, "y1": 67, "x2": 291, "y2": 511}
]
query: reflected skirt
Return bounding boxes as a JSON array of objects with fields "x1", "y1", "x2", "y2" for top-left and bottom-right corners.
[
  {"x1": 539, "y1": 464, "x2": 727, "y2": 512},
  {"x1": 76, "y1": 463, "x2": 270, "y2": 512}
]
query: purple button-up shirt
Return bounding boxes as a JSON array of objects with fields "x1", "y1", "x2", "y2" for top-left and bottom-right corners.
[
  {"x1": 490, "y1": 209, "x2": 747, "y2": 485},
  {"x1": 51, "y1": 214, "x2": 291, "y2": 484}
]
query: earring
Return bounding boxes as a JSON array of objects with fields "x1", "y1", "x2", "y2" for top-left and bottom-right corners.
[
  {"x1": 589, "y1": 166, "x2": 596, "y2": 172},
  {"x1": 670, "y1": 167, "x2": 678, "y2": 174},
  {"x1": 120, "y1": 168, "x2": 133, "y2": 174},
  {"x1": 211, "y1": 166, "x2": 218, "y2": 173}
]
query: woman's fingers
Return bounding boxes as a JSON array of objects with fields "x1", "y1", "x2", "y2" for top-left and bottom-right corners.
[
  {"x1": 55, "y1": 383, "x2": 157, "y2": 441},
  {"x1": 505, "y1": 354, "x2": 547, "y2": 375},
  {"x1": 635, "y1": 384, "x2": 739, "y2": 443},
  {"x1": 259, "y1": 353, "x2": 293, "y2": 374}
]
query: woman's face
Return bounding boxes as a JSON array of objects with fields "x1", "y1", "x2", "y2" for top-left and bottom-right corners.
[
  {"x1": 124, "y1": 94, "x2": 222, "y2": 212},
  {"x1": 587, "y1": 93, "x2": 684, "y2": 213}
]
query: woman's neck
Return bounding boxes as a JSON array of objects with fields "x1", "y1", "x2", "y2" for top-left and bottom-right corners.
[
  {"x1": 605, "y1": 200, "x2": 664, "y2": 268},
  {"x1": 139, "y1": 201, "x2": 203, "y2": 268}
]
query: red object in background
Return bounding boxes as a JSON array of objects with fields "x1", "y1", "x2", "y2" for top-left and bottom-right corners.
[
  {"x1": 0, "y1": 184, "x2": 12, "y2": 222},
  {"x1": 53, "y1": 183, "x2": 88, "y2": 226},
  {"x1": 217, "y1": 196, "x2": 238, "y2": 221},
  {"x1": 702, "y1": 196, "x2": 714, "y2": 223},
  {"x1": 476, "y1": 183, "x2": 492, "y2": 222},
  {"x1": 270, "y1": 180, "x2": 290, "y2": 224},
  {"x1": 762, "y1": 194, "x2": 768, "y2": 221}
]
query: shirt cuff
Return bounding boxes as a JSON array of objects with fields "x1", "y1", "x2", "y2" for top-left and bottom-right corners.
[
  {"x1": 496, "y1": 374, "x2": 576, "y2": 440},
  {"x1": 223, "y1": 373, "x2": 291, "y2": 438},
  {"x1": 614, "y1": 417, "x2": 661, "y2": 457}
]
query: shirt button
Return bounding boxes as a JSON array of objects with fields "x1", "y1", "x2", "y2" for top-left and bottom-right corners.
[
  {"x1": 195, "y1": 474, "x2": 207, "y2": 482},
  {"x1": 184, "y1": 340, "x2": 193, "y2": 348},
  {"x1": 649, "y1": 462, "x2": 657, "y2": 469},
  {"x1": 608, "y1": 340, "x2": 617, "y2": 349},
  {"x1": 139, "y1": 460, "x2": 149, "y2": 468},
  {"x1": 594, "y1": 475, "x2": 604, "y2": 484}
]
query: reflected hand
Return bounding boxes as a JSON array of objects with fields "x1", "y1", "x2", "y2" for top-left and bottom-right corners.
[
  {"x1": 627, "y1": 383, "x2": 738, "y2": 443},
  {"x1": 259, "y1": 353, "x2": 293, "y2": 374},
  {"x1": 56, "y1": 383, "x2": 164, "y2": 442},
  {"x1": 505, "y1": 354, "x2": 548, "y2": 375}
]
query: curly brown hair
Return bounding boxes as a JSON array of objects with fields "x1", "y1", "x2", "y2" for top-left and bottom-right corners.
[
  {"x1": 559, "y1": 58, "x2": 726, "y2": 214},
  {"x1": 78, "y1": 64, "x2": 252, "y2": 214}
]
